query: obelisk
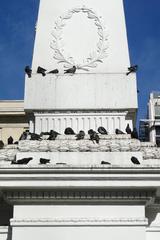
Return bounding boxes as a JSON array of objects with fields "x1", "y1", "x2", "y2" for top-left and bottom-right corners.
[{"x1": 24, "y1": 0, "x2": 138, "y2": 134}]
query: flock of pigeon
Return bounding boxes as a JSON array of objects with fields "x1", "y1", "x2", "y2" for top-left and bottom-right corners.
[
  {"x1": 0, "y1": 124, "x2": 140, "y2": 166},
  {"x1": 25, "y1": 65, "x2": 138, "y2": 78},
  {"x1": 0, "y1": 124, "x2": 138, "y2": 150},
  {"x1": 25, "y1": 65, "x2": 77, "y2": 78}
]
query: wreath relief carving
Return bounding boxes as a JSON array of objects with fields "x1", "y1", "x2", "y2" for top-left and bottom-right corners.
[{"x1": 50, "y1": 6, "x2": 109, "y2": 71}]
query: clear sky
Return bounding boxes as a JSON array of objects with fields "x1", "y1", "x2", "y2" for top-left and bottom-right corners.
[{"x1": 0, "y1": 0, "x2": 160, "y2": 125}]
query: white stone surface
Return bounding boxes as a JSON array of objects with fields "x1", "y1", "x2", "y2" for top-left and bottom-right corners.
[
  {"x1": 32, "y1": 0, "x2": 130, "y2": 72},
  {"x1": 11, "y1": 205, "x2": 146, "y2": 240},
  {"x1": 25, "y1": 74, "x2": 137, "y2": 110},
  {"x1": 16, "y1": 151, "x2": 143, "y2": 166},
  {"x1": 24, "y1": 0, "x2": 137, "y2": 114},
  {"x1": 34, "y1": 111, "x2": 131, "y2": 134}
]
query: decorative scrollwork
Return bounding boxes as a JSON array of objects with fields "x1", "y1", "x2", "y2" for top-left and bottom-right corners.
[{"x1": 50, "y1": 6, "x2": 109, "y2": 71}]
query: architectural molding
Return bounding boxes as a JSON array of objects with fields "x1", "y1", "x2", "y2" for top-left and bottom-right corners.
[
  {"x1": 10, "y1": 217, "x2": 148, "y2": 227},
  {"x1": 3, "y1": 189, "x2": 155, "y2": 204}
]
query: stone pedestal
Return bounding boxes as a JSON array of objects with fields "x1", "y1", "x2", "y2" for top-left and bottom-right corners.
[{"x1": 6, "y1": 190, "x2": 151, "y2": 240}]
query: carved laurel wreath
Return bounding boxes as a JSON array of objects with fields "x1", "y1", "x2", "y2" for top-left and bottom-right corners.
[{"x1": 51, "y1": 6, "x2": 109, "y2": 71}]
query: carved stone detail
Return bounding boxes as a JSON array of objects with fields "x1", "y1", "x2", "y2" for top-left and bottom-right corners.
[
  {"x1": 3, "y1": 189, "x2": 155, "y2": 204},
  {"x1": 51, "y1": 6, "x2": 108, "y2": 71},
  {"x1": 10, "y1": 217, "x2": 148, "y2": 226}
]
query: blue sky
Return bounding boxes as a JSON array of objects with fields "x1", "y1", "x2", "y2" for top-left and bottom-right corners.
[{"x1": 0, "y1": 0, "x2": 160, "y2": 124}]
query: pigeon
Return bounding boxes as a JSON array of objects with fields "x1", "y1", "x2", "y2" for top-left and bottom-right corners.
[
  {"x1": 25, "y1": 66, "x2": 32, "y2": 78},
  {"x1": 48, "y1": 130, "x2": 60, "y2": 140},
  {"x1": 101, "y1": 161, "x2": 111, "y2": 165},
  {"x1": 131, "y1": 127, "x2": 139, "y2": 139},
  {"x1": 88, "y1": 129, "x2": 100, "y2": 144},
  {"x1": 8, "y1": 136, "x2": 14, "y2": 145},
  {"x1": 126, "y1": 65, "x2": 138, "y2": 76},
  {"x1": 115, "y1": 129, "x2": 125, "y2": 135},
  {"x1": 19, "y1": 131, "x2": 28, "y2": 141},
  {"x1": 48, "y1": 69, "x2": 59, "y2": 74},
  {"x1": 64, "y1": 128, "x2": 75, "y2": 135},
  {"x1": 40, "y1": 158, "x2": 50, "y2": 164},
  {"x1": 37, "y1": 66, "x2": 47, "y2": 76},
  {"x1": 30, "y1": 133, "x2": 41, "y2": 141},
  {"x1": 64, "y1": 66, "x2": 76, "y2": 74},
  {"x1": 98, "y1": 126, "x2": 108, "y2": 135},
  {"x1": 76, "y1": 130, "x2": 85, "y2": 140},
  {"x1": 0, "y1": 140, "x2": 4, "y2": 149},
  {"x1": 11, "y1": 157, "x2": 33, "y2": 165},
  {"x1": 125, "y1": 124, "x2": 132, "y2": 134},
  {"x1": 131, "y1": 156, "x2": 140, "y2": 165}
]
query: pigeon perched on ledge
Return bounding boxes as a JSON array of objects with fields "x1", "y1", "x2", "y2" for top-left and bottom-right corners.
[
  {"x1": 101, "y1": 161, "x2": 111, "y2": 165},
  {"x1": 98, "y1": 127, "x2": 108, "y2": 135},
  {"x1": 37, "y1": 66, "x2": 47, "y2": 76},
  {"x1": 125, "y1": 124, "x2": 132, "y2": 134},
  {"x1": 48, "y1": 69, "x2": 59, "y2": 74},
  {"x1": 88, "y1": 129, "x2": 100, "y2": 144},
  {"x1": 40, "y1": 158, "x2": 50, "y2": 164},
  {"x1": 131, "y1": 128, "x2": 139, "y2": 139},
  {"x1": 64, "y1": 66, "x2": 76, "y2": 74},
  {"x1": 11, "y1": 157, "x2": 33, "y2": 165},
  {"x1": 76, "y1": 130, "x2": 85, "y2": 140},
  {"x1": 126, "y1": 65, "x2": 138, "y2": 76},
  {"x1": 64, "y1": 128, "x2": 75, "y2": 135},
  {"x1": 131, "y1": 156, "x2": 140, "y2": 165},
  {"x1": 8, "y1": 136, "x2": 14, "y2": 145},
  {"x1": 0, "y1": 141, "x2": 4, "y2": 149},
  {"x1": 115, "y1": 129, "x2": 125, "y2": 135},
  {"x1": 25, "y1": 66, "x2": 32, "y2": 78},
  {"x1": 48, "y1": 130, "x2": 60, "y2": 140}
]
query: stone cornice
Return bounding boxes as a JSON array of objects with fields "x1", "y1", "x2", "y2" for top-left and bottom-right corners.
[
  {"x1": 10, "y1": 217, "x2": 148, "y2": 226},
  {"x1": 3, "y1": 189, "x2": 155, "y2": 204}
]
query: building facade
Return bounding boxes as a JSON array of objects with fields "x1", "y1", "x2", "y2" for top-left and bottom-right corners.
[{"x1": 0, "y1": 101, "x2": 28, "y2": 144}]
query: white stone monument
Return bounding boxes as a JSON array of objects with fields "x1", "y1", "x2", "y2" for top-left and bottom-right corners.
[
  {"x1": 1, "y1": 1, "x2": 160, "y2": 240},
  {"x1": 24, "y1": 0, "x2": 138, "y2": 134}
]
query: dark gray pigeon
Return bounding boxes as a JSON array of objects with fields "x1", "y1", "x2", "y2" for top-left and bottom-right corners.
[
  {"x1": 11, "y1": 157, "x2": 33, "y2": 165},
  {"x1": 40, "y1": 158, "x2": 50, "y2": 164},
  {"x1": 19, "y1": 131, "x2": 28, "y2": 141},
  {"x1": 126, "y1": 65, "x2": 138, "y2": 76},
  {"x1": 48, "y1": 69, "x2": 59, "y2": 74},
  {"x1": 125, "y1": 124, "x2": 132, "y2": 134},
  {"x1": 64, "y1": 66, "x2": 76, "y2": 74},
  {"x1": 101, "y1": 161, "x2": 111, "y2": 165},
  {"x1": 48, "y1": 130, "x2": 60, "y2": 140},
  {"x1": 76, "y1": 130, "x2": 85, "y2": 140},
  {"x1": 131, "y1": 128, "x2": 139, "y2": 139},
  {"x1": 8, "y1": 136, "x2": 14, "y2": 145},
  {"x1": 115, "y1": 129, "x2": 125, "y2": 135},
  {"x1": 131, "y1": 156, "x2": 140, "y2": 165},
  {"x1": 30, "y1": 133, "x2": 41, "y2": 141},
  {"x1": 37, "y1": 66, "x2": 47, "y2": 76},
  {"x1": 88, "y1": 129, "x2": 100, "y2": 144},
  {"x1": 0, "y1": 140, "x2": 4, "y2": 149},
  {"x1": 25, "y1": 66, "x2": 32, "y2": 78},
  {"x1": 64, "y1": 128, "x2": 75, "y2": 135},
  {"x1": 98, "y1": 126, "x2": 108, "y2": 135}
]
